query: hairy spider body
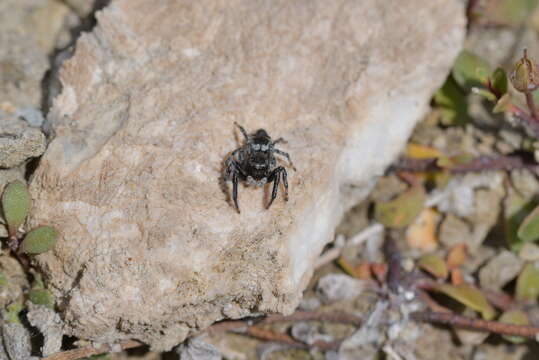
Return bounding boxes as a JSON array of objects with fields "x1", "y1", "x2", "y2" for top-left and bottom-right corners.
[{"x1": 224, "y1": 123, "x2": 296, "y2": 213}]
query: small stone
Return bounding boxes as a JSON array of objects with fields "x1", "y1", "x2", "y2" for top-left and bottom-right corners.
[
  {"x1": 431, "y1": 173, "x2": 504, "y2": 252},
  {"x1": 510, "y1": 169, "x2": 539, "y2": 197},
  {"x1": 62, "y1": 0, "x2": 99, "y2": 17},
  {"x1": 427, "y1": 173, "x2": 504, "y2": 219},
  {"x1": 469, "y1": 188, "x2": 503, "y2": 250},
  {"x1": 0, "y1": 116, "x2": 46, "y2": 168},
  {"x1": 298, "y1": 296, "x2": 321, "y2": 311},
  {"x1": 26, "y1": 303, "x2": 64, "y2": 357},
  {"x1": 370, "y1": 176, "x2": 408, "y2": 203},
  {"x1": 0, "y1": 31, "x2": 48, "y2": 108},
  {"x1": 518, "y1": 242, "x2": 539, "y2": 262},
  {"x1": 0, "y1": 0, "x2": 71, "y2": 55},
  {"x1": 316, "y1": 274, "x2": 367, "y2": 303},
  {"x1": 1, "y1": 322, "x2": 39, "y2": 360},
  {"x1": 0, "y1": 256, "x2": 29, "y2": 310},
  {"x1": 439, "y1": 214, "x2": 472, "y2": 249},
  {"x1": 177, "y1": 338, "x2": 222, "y2": 360},
  {"x1": 290, "y1": 322, "x2": 334, "y2": 345},
  {"x1": 15, "y1": 108, "x2": 45, "y2": 128},
  {"x1": 473, "y1": 343, "x2": 528, "y2": 360},
  {"x1": 497, "y1": 129, "x2": 523, "y2": 153},
  {"x1": 462, "y1": 246, "x2": 496, "y2": 274},
  {"x1": 455, "y1": 327, "x2": 490, "y2": 346},
  {"x1": 338, "y1": 301, "x2": 387, "y2": 360},
  {"x1": 479, "y1": 250, "x2": 522, "y2": 291}
]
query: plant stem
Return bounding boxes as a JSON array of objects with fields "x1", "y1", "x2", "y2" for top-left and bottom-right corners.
[
  {"x1": 391, "y1": 154, "x2": 538, "y2": 174},
  {"x1": 411, "y1": 311, "x2": 539, "y2": 338},
  {"x1": 526, "y1": 91, "x2": 539, "y2": 124},
  {"x1": 41, "y1": 340, "x2": 143, "y2": 360}
]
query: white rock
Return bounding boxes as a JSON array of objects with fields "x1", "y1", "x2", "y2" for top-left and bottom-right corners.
[
  {"x1": 177, "y1": 338, "x2": 222, "y2": 360},
  {"x1": 317, "y1": 274, "x2": 368, "y2": 303},
  {"x1": 1, "y1": 323, "x2": 39, "y2": 360},
  {"x1": 479, "y1": 250, "x2": 522, "y2": 291},
  {"x1": 26, "y1": 303, "x2": 64, "y2": 357},
  {"x1": 29, "y1": 0, "x2": 465, "y2": 350},
  {"x1": 0, "y1": 115, "x2": 46, "y2": 168}
]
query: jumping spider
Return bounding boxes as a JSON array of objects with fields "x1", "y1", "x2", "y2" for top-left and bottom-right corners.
[{"x1": 224, "y1": 122, "x2": 296, "y2": 213}]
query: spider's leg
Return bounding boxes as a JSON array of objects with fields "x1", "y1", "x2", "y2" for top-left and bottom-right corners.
[
  {"x1": 266, "y1": 166, "x2": 285, "y2": 209},
  {"x1": 232, "y1": 170, "x2": 240, "y2": 213},
  {"x1": 282, "y1": 167, "x2": 289, "y2": 201},
  {"x1": 234, "y1": 122, "x2": 249, "y2": 142},
  {"x1": 271, "y1": 137, "x2": 287, "y2": 145},
  {"x1": 225, "y1": 158, "x2": 242, "y2": 213},
  {"x1": 274, "y1": 149, "x2": 296, "y2": 171}
]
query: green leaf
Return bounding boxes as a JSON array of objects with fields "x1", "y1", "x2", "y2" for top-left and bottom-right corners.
[
  {"x1": 516, "y1": 263, "x2": 539, "y2": 302},
  {"x1": 491, "y1": 68, "x2": 508, "y2": 96},
  {"x1": 436, "y1": 283, "x2": 496, "y2": 320},
  {"x1": 437, "y1": 153, "x2": 474, "y2": 169},
  {"x1": 471, "y1": 87, "x2": 497, "y2": 102},
  {"x1": 506, "y1": 190, "x2": 537, "y2": 251},
  {"x1": 28, "y1": 288, "x2": 55, "y2": 309},
  {"x1": 517, "y1": 205, "x2": 539, "y2": 243},
  {"x1": 417, "y1": 253, "x2": 448, "y2": 279},
  {"x1": 374, "y1": 186, "x2": 426, "y2": 228},
  {"x1": 533, "y1": 89, "x2": 539, "y2": 105},
  {"x1": 32, "y1": 272, "x2": 45, "y2": 289},
  {"x1": 21, "y1": 226, "x2": 58, "y2": 254},
  {"x1": 499, "y1": 309, "x2": 529, "y2": 343},
  {"x1": 0, "y1": 272, "x2": 7, "y2": 287},
  {"x1": 452, "y1": 50, "x2": 491, "y2": 91},
  {"x1": 1, "y1": 181, "x2": 30, "y2": 237},
  {"x1": 4, "y1": 302, "x2": 23, "y2": 324},
  {"x1": 434, "y1": 77, "x2": 470, "y2": 126},
  {"x1": 489, "y1": 0, "x2": 538, "y2": 25},
  {"x1": 493, "y1": 93, "x2": 512, "y2": 114}
]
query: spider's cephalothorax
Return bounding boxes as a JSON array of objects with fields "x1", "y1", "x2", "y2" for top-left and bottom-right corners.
[{"x1": 224, "y1": 122, "x2": 296, "y2": 213}]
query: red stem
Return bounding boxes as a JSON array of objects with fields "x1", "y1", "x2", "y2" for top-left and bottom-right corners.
[{"x1": 526, "y1": 91, "x2": 539, "y2": 124}]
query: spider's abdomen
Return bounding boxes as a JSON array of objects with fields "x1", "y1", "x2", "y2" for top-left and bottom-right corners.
[{"x1": 245, "y1": 152, "x2": 270, "y2": 180}]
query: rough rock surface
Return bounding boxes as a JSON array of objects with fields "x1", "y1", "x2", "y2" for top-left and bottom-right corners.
[
  {"x1": 0, "y1": 0, "x2": 72, "y2": 109},
  {"x1": 27, "y1": 303, "x2": 64, "y2": 357},
  {"x1": 30, "y1": 0, "x2": 465, "y2": 350},
  {"x1": 0, "y1": 114, "x2": 46, "y2": 168}
]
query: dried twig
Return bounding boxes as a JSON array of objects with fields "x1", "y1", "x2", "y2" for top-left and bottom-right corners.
[
  {"x1": 246, "y1": 326, "x2": 343, "y2": 351},
  {"x1": 205, "y1": 310, "x2": 363, "y2": 351},
  {"x1": 525, "y1": 92, "x2": 539, "y2": 125},
  {"x1": 244, "y1": 326, "x2": 308, "y2": 348},
  {"x1": 416, "y1": 290, "x2": 452, "y2": 313},
  {"x1": 42, "y1": 340, "x2": 143, "y2": 360},
  {"x1": 411, "y1": 311, "x2": 539, "y2": 339},
  {"x1": 206, "y1": 310, "x2": 363, "y2": 335},
  {"x1": 259, "y1": 310, "x2": 362, "y2": 326},
  {"x1": 391, "y1": 154, "x2": 538, "y2": 174},
  {"x1": 482, "y1": 288, "x2": 514, "y2": 312},
  {"x1": 383, "y1": 237, "x2": 403, "y2": 293}
]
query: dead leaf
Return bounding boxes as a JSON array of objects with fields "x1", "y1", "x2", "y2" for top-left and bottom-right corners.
[
  {"x1": 406, "y1": 143, "x2": 443, "y2": 159},
  {"x1": 447, "y1": 243, "x2": 468, "y2": 269},
  {"x1": 418, "y1": 253, "x2": 448, "y2": 279},
  {"x1": 406, "y1": 208, "x2": 439, "y2": 251}
]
